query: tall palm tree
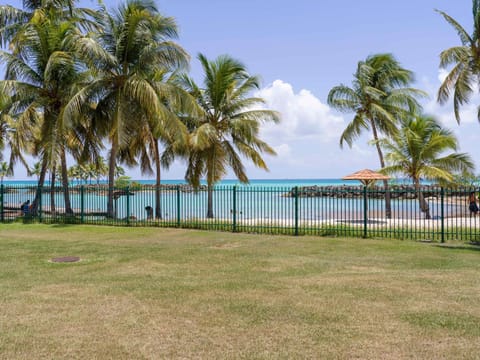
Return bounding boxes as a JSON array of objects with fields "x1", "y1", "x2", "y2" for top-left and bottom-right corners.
[
  {"x1": 378, "y1": 115, "x2": 474, "y2": 219},
  {"x1": 64, "y1": 0, "x2": 189, "y2": 218},
  {"x1": 179, "y1": 54, "x2": 279, "y2": 218},
  {"x1": 437, "y1": 2, "x2": 480, "y2": 122},
  {"x1": 327, "y1": 53, "x2": 426, "y2": 218},
  {"x1": 1, "y1": 1, "x2": 99, "y2": 215},
  {"x1": 121, "y1": 71, "x2": 197, "y2": 219},
  {"x1": 0, "y1": 11, "x2": 88, "y2": 215}
]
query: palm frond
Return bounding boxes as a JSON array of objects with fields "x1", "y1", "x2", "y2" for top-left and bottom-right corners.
[{"x1": 436, "y1": 9, "x2": 474, "y2": 46}]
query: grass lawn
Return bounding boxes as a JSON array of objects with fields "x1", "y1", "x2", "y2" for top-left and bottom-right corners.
[{"x1": 0, "y1": 224, "x2": 479, "y2": 359}]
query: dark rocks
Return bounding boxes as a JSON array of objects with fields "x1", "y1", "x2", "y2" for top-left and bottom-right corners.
[{"x1": 285, "y1": 185, "x2": 469, "y2": 200}]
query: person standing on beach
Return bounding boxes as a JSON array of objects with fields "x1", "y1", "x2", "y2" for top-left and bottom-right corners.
[{"x1": 468, "y1": 192, "x2": 479, "y2": 216}]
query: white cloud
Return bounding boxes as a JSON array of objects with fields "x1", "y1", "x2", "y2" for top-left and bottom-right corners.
[
  {"x1": 438, "y1": 68, "x2": 449, "y2": 83},
  {"x1": 239, "y1": 79, "x2": 387, "y2": 178},
  {"x1": 256, "y1": 80, "x2": 345, "y2": 144},
  {"x1": 272, "y1": 143, "x2": 292, "y2": 158}
]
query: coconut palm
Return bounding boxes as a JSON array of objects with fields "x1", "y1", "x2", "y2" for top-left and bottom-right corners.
[
  {"x1": 327, "y1": 53, "x2": 426, "y2": 218},
  {"x1": 179, "y1": 54, "x2": 279, "y2": 218},
  {"x1": 437, "y1": 2, "x2": 480, "y2": 122},
  {"x1": 0, "y1": 12, "x2": 86, "y2": 215},
  {"x1": 0, "y1": 161, "x2": 8, "y2": 185},
  {"x1": 378, "y1": 115, "x2": 474, "y2": 219},
  {"x1": 0, "y1": 90, "x2": 31, "y2": 177},
  {"x1": 0, "y1": 0, "x2": 99, "y2": 47},
  {"x1": 120, "y1": 71, "x2": 197, "y2": 219},
  {"x1": 64, "y1": 0, "x2": 189, "y2": 218}
]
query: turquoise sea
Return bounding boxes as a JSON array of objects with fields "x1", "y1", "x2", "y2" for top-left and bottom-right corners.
[
  {"x1": 1, "y1": 178, "x2": 442, "y2": 221},
  {"x1": 4, "y1": 178, "x2": 418, "y2": 187}
]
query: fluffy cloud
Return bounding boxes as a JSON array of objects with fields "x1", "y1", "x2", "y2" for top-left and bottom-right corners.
[
  {"x1": 255, "y1": 80, "x2": 345, "y2": 144},
  {"x1": 240, "y1": 80, "x2": 380, "y2": 178}
]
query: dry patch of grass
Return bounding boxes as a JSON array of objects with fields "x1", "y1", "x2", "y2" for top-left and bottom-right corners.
[{"x1": 1, "y1": 223, "x2": 480, "y2": 359}]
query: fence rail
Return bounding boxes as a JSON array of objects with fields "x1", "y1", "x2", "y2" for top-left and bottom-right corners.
[{"x1": 1, "y1": 184, "x2": 480, "y2": 242}]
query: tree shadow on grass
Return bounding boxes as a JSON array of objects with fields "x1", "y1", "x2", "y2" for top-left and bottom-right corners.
[
  {"x1": 433, "y1": 243, "x2": 480, "y2": 252},
  {"x1": 50, "y1": 224, "x2": 76, "y2": 228},
  {"x1": 336, "y1": 219, "x2": 388, "y2": 225}
]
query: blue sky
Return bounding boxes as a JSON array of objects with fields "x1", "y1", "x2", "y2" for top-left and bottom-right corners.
[{"x1": 2, "y1": 0, "x2": 478, "y2": 180}]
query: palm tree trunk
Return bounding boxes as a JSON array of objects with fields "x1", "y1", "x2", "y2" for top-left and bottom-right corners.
[
  {"x1": 154, "y1": 139, "x2": 162, "y2": 219},
  {"x1": 206, "y1": 183, "x2": 214, "y2": 218},
  {"x1": 414, "y1": 180, "x2": 430, "y2": 219},
  {"x1": 107, "y1": 142, "x2": 118, "y2": 219},
  {"x1": 371, "y1": 121, "x2": 392, "y2": 219},
  {"x1": 206, "y1": 155, "x2": 214, "y2": 219},
  {"x1": 50, "y1": 169, "x2": 56, "y2": 215},
  {"x1": 60, "y1": 148, "x2": 73, "y2": 215},
  {"x1": 31, "y1": 158, "x2": 48, "y2": 215}
]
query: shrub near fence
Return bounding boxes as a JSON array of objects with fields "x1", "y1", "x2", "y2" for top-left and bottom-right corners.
[{"x1": 1, "y1": 184, "x2": 480, "y2": 242}]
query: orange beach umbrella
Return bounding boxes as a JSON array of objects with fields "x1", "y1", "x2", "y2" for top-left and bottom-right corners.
[{"x1": 342, "y1": 169, "x2": 390, "y2": 187}]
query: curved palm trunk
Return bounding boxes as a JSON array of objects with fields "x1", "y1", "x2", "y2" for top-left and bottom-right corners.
[
  {"x1": 153, "y1": 140, "x2": 162, "y2": 219},
  {"x1": 60, "y1": 148, "x2": 73, "y2": 215},
  {"x1": 371, "y1": 120, "x2": 392, "y2": 219},
  {"x1": 31, "y1": 157, "x2": 48, "y2": 215},
  {"x1": 414, "y1": 179, "x2": 430, "y2": 219}
]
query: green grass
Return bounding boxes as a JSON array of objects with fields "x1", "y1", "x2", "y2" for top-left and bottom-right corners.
[{"x1": 1, "y1": 223, "x2": 480, "y2": 359}]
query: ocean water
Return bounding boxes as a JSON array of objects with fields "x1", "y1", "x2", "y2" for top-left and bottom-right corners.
[
  {"x1": 1, "y1": 178, "x2": 445, "y2": 221},
  {"x1": 4, "y1": 178, "x2": 416, "y2": 187}
]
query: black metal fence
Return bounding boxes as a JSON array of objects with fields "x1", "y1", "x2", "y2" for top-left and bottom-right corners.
[{"x1": 1, "y1": 184, "x2": 480, "y2": 242}]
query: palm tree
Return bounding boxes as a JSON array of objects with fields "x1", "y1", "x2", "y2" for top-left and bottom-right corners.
[
  {"x1": 29, "y1": 161, "x2": 42, "y2": 181},
  {"x1": 0, "y1": 0, "x2": 99, "y2": 46},
  {"x1": 0, "y1": 2, "x2": 98, "y2": 215},
  {"x1": 437, "y1": 2, "x2": 480, "y2": 122},
  {"x1": 0, "y1": 161, "x2": 8, "y2": 185},
  {"x1": 327, "y1": 53, "x2": 426, "y2": 218},
  {"x1": 0, "y1": 89, "x2": 31, "y2": 178},
  {"x1": 121, "y1": 71, "x2": 197, "y2": 219},
  {"x1": 179, "y1": 54, "x2": 279, "y2": 218},
  {"x1": 94, "y1": 156, "x2": 108, "y2": 185},
  {"x1": 378, "y1": 115, "x2": 474, "y2": 219},
  {"x1": 64, "y1": 0, "x2": 189, "y2": 218}
]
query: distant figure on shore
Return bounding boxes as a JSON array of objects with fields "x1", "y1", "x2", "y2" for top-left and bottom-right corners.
[
  {"x1": 468, "y1": 192, "x2": 479, "y2": 217},
  {"x1": 145, "y1": 206, "x2": 153, "y2": 220},
  {"x1": 21, "y1": 200, "x2": 30, "y2": 216}
]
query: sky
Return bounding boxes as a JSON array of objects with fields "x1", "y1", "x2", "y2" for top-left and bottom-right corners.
[{"x1": 1, "y1": 0, "x2": 478, "y2": 180}]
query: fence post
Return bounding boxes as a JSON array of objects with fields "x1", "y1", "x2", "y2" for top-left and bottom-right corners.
[
  {"x1": 126, "y1": 186, "x2": 130, "y2": 225},
  {"x1": 0, "y1": 184, "x2": 4, "y2": 223},
  {"x1": 363, "y1": 186, "x2": 368, "y2": 238},
  {"x1": 440, "y1": 187, "x2": 445, "y2": 243},
  {"x1": 232, "y1": 185, "x2": 237, "y2": 232},
  {"x1": 80, "y1": 185, "x2": 85, "y2": 224},
  {"x1": 176, "y1": 185, "x2": 181, "y2": 227},
  {"x1": 294, "y1": 186, "x2": 299, "y2": 236}
]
